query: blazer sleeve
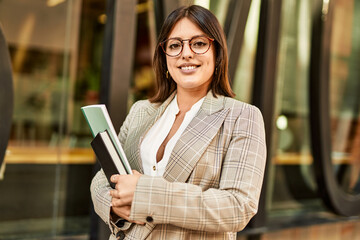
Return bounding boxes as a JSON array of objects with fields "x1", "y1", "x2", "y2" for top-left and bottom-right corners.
[
  {"x1": 129, "y1": 105, "x2": 267, "y2": 232},
  {"x1": 90, "y1": 101, "x2": 142, "y2": 233}
]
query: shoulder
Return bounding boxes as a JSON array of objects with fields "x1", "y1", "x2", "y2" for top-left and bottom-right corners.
[
  {"x1": 223, "y1": 97, "x2": 263, "y2": 118},
  {"x1": 129, "y1": 99, "x2": 150, "y2": 111},
  {"x1": 222, "y1": 97, "x2": 266, "y2": 140},
  {"x1": 127, "y1": 99, "x2": 161, "y2": 116}
]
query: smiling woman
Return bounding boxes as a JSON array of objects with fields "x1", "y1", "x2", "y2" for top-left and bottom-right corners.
[
  {"x1": 90, "y1": 4, "x2": 267, "y2": 240},
  {"x1": 151, "y1": 5, "x2": 234, "y2": 103},
  {"x1": 164, "y1": 18, "x2": 216, "y2": 97}
]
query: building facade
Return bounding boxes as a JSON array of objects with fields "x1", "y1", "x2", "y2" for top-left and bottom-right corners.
[{"x1": 0, "y1": 0, "x2": 359, "y2": 239}]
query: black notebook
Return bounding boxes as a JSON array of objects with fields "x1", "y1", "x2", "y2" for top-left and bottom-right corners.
[{"x1": 91, "y1": 130, "x2": 127, "y2": 188}]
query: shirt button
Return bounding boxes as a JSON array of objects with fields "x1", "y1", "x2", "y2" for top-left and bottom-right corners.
[{"x1": 153, "y1": 166, "x2": 156, "y2": 171}]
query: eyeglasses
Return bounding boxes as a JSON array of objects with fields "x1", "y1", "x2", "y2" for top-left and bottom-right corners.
[{"x1": 160, "y1": 36, "x2": 214, "y2": 57}]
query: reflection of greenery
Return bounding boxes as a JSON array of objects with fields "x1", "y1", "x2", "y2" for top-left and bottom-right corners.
[
  {"x1": 26, "y1": 92, "x2": 46, "y2": 110},
  {"x1": 83, "y1": 68, "x2": 100, "y2": 91},
  {"x1": 131, "y1": 66, "x2": 155, "y2": 103},
  {"x1": 74, "y1": 67, "x2": 100, "y2": 101}
]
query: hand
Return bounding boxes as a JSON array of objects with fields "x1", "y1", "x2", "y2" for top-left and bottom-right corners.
[{"x1": 110, "y1": 170, "x2": 144, "y2": 225}]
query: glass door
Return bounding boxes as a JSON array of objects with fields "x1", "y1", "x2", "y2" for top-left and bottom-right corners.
[
  {"x1": 329, "y1": 0, "x2": 360, "y2": 197},
  {"x1": 267, "y1": 0, "x2": 325, "y2": 218},
  {"x1": 0, "y1": 0, "x2": 106, "y2": 238}
]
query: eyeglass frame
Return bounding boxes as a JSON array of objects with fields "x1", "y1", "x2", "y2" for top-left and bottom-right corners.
[{"x1": 159, "y1": 35, "x2": 215, "y2": 57}]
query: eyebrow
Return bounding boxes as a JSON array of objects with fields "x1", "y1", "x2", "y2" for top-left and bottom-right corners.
[{"x1": 167, "y1": 34, "x2": 206, "y2": 40}]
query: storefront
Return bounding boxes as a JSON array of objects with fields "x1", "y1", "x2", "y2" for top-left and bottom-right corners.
[{"x1": 0, "y1": 0, "x2": 359, "y2": 239}]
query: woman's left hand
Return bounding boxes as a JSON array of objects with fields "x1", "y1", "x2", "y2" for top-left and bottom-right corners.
[{"x1": 110, "y1": 170, "x2": 143, "y2": 223}]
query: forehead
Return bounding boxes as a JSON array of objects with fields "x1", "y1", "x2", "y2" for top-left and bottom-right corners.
[{"x1": 168, "y1": 17, "x2": 206, "y2": 39}]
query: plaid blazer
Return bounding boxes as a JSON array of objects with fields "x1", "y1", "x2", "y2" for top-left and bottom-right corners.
[{"x1": 91, "y1": 91, "x2": 267, "y2": 240}]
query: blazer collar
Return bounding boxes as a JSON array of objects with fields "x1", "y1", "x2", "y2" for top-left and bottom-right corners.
[
  {"x1": 130, "y1": 92, "x2": 176, "y2": 172},
  {"x1": 201, "y1": 90, "x2": 225, "y2": 115},
  {"x1": 163, "y1": 91, "x2": 229, "y2": 183},
  {"x1": 153, "y1": 90, "x2": 225, "y2": 116},
  {"x1": 132, "y1": 90, "x2": 227, "y2": 176},
  {"x1": 145, "y1": 91, "x2": 177, "y2": 117}
]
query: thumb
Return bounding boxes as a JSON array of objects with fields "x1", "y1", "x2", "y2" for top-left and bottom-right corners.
[{"x1": 132, "y1": 170, "x2": 141, "y2": 176}]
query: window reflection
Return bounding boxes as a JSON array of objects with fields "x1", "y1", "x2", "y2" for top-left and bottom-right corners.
[
  {"x1": 330, "y1": 0, "x2": 360, "y2": 195},
  {"x1": 129, "y1": 0, "x2": 156, "y2": 105},
  {"x1": 232, "y1": 0, "x2": 260, "y2": 103},
  {"x1": 0, "y1": 0, "x2": 104, "y2": 238},
  {"x1": 268, "y1": 0, "x2": 322, "y2": 214}
]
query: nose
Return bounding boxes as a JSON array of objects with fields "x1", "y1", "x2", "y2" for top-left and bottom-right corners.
[{"x1": 181, "y1": 41, "x2": 193, "y2": 59}]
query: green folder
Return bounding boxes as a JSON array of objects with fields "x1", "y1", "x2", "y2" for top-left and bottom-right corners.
[{"x1": 81, "y1": 104, "x2": 132, "y2": 174}]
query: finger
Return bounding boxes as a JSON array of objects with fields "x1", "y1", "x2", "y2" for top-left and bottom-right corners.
[
  {"x1": 129, "y1": 220, "x2": 146, "y2": 225},
  {"x1": 110, "y1": 189, "x2": 130, "y2": 202},
  {"x1": 111, "y1": 205, "x2": 131, "y2": 220},
  {"x1": 111, "y1": 205, "x2": 145, "y2": 225},
  {"x1": 111, "y1": 197, "x2": 129, "y2": 208},
  {"x1": 110, "y1": 174, "x2": 121, "y2": 184},
  {"x1": 132, "y1": 170, "x2": 141, "y2": 175},
  {"x1": 109, "y1": 190, "x2": 120, "y2": 198}
]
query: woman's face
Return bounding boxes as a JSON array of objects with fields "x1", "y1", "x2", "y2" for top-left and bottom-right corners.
[{"x1": 166, "y1": 17, "x2": 215, "y2": 95}]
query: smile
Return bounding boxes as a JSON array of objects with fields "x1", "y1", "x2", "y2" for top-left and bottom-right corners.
[
  {"x1": 178, "y1": 64, "x2": 200, "y2": 71},
  {"x1": 181, "y1": 65, "x2": 196, "y2": 70}
]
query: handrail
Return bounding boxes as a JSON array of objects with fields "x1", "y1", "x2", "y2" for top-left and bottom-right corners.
[
  {"x1": 309, "y1": 0, "x2": 360, "y2": 216},
  {"x1": 0, "y1": 23, "x2": 14, "y2": 175}
]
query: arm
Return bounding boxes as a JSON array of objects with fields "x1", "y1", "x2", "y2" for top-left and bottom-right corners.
[
  {"x1": 90, "y1": 169, "x2": 133, "y2": 233},
  {"x1": 90, "y1": 101, "x2": 143, "y2": 232},
  {"x1": 129, "y1": 106, "x2": 266, "y2": 232}
]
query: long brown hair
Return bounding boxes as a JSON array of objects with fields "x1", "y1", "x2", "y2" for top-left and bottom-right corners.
[{"x1": 150, "y1": 5, "x2": 235, "y2": 103}]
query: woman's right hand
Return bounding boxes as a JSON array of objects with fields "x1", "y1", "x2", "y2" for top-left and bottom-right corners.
[{"x1": 110, "y1": 171, "x2": 145, "y2": 225}]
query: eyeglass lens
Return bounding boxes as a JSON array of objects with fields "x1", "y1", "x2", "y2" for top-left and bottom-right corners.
[{"x1": 164, "y1": 36, "x2": 211, "y2": 56}]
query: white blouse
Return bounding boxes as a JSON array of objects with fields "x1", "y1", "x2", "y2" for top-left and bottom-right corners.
[{"x1": 140, "y1": 95, "x2": 205, "y2": 176}]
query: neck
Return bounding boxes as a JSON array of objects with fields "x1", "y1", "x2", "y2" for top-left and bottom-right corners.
[{"x1": 176, "y1": 88, "x2": 207, "y2": 113}]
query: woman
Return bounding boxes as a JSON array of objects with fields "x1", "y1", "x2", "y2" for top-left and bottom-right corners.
[{"x1": 91, "y1": 5, "x2": 266, "y2": 240}]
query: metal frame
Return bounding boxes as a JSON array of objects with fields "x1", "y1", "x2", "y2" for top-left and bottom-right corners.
[
  {"x1": 92, "y1": 0, "x2": 138, "y2": 239},
  {"x1": 153, "y1": 0, "x2": 179, "y2": 37},
  {"x1": 309, "y1": 0, "x2": 360, "y2": 216},
  {"x1": 0, "y1": 24, "x2": 13, "y2": 172},
  {"x1": 100, "y1": 0, "x2": 137, "y2": 131},
  {"x1": 248, "y1": 0, "x2": 282, "y2": 230},
  {"x1": 224, "y1": 0, "x2": 252, "y2": 81}
]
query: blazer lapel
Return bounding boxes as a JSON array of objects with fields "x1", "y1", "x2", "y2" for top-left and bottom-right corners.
[
  {"x1": 163, "y1": 92, "x2": 229, "y2": 183},
  {"x1": 128, "y1": 93, "x2": 176, "y2": 173}
]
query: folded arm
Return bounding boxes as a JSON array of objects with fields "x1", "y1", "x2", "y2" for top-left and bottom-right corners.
[{"x1": 129, "y1": 106, "x2": 267, "y2": 232}]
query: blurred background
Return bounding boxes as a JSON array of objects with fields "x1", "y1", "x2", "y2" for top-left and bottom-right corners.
[{"x1": 0, "y1": 0, "x2": 359, "y2": 239}]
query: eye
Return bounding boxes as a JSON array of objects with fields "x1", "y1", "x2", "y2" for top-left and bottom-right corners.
[
  {"x1": 168, "y1": 42, "x2": 181, "y2": 50},
  {"x1": 166, "y1": 39, "x2": 182, "y2": 50},
  {"x1": 191, "y1": 38, "x2": 208, "y2": 48}
]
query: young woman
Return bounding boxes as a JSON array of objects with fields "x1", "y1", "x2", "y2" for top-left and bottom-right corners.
[{"x1": 91, "y1": 5, "x2": 266, "y2": 240}]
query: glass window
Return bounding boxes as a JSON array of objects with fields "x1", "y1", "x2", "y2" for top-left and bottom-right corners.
[
  {"x1": 267, "y1": 0, "x2": 325, "y2": 217},
  {"x1": 192, "y1": 0, "x2": 261, "y2": 103},
  {"x1": 128, "y1": 0, "x2": 156, "y2": 105},
  {"x1": 329, "y1": 0, "x2": 360, "y2": 195},
  {"x1": 0, "y1": 0, "x2": 106, "y2": 238},
  {"x1": 232, "y1": 0, "x2": 260, "y2": 103}
]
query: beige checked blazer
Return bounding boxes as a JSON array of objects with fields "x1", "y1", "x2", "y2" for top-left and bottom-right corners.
[{"x1": 91, "y1": 91, "x2": 267, "y2": 240}]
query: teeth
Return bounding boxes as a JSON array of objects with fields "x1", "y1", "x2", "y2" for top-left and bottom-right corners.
[{"x1": 181, "y1": 66, "x2": 196, "y2": 70}]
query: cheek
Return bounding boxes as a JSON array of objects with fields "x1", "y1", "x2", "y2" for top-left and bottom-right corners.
[
  {"x1": 166, "y1": 57, "x2": 177, "y2": 74},
  {"x1": 206, "y1": 56, "x2": 216, "y2": 73},
  {"x1": 208, "y1": 47, "x2": 216, "y2": 70}
]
